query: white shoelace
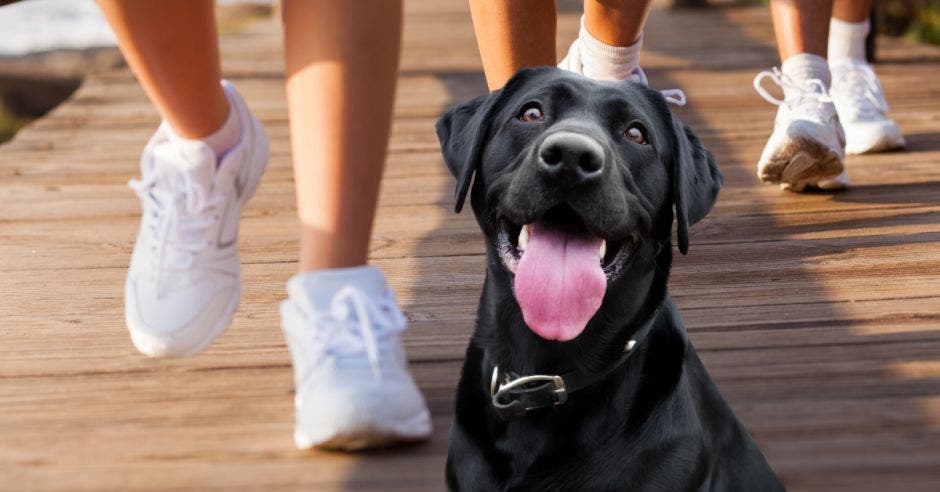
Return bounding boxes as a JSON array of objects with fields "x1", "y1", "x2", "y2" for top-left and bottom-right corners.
[
  {"x1": 311, "y1": 286, "x2": 407, "y2": 382},
  {"x1": 660, "y1": 89, "x2": 687, "y2": 106},
  {"x1": 753, "y1": 67, "x2": 833, "y2": 117},
  {"x1": 830, "y1": 61, "x2": 888, "y2": 120},
  {"x1": 129, "y1": 166, "x2": 225, "y2": 293},
  {"x1": 630, "y1": 66, "x2": 687, "y2": 106}
]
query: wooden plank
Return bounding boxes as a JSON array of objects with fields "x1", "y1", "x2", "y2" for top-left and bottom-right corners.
[{"x1": 1, "y1": 1, "x2": 940, "y2": 491}]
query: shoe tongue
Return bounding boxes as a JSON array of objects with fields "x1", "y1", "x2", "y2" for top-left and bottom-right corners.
[{"x1": 513, "y1": 222, "x2": 607, "y2": 341}]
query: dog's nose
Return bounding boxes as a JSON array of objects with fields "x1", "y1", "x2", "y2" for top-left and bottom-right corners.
[{"x1": 538, "y1": 131, "x2": 605, "y2": 184}]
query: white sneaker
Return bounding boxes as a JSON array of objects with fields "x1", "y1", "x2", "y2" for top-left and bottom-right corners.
[
  {"x1": 558, "y1": 41, "x2": 687, "y2": 105},
  {"x1": 754, "y1": 68, "x2": 846, "y2": 191},
  {"x1": 280, "y1": 266, "x2": 432, "y2": 451},
  {"x1": 125, "y1": 81, "x2": 268, "y2": 357},
  {"x1": 829, "y1": 59, "x2": 905, "y2": 155}
]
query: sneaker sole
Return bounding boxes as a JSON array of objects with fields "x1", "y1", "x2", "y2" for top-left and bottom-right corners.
[
  {"x1": 294, "y1": 409, "x2": 432, "y2": 452},
  {"x1": 814, "y1": 171, "x2": 850, "y2": 191},
  {"x1": 127, "y1": 284, "x2": 242, "y2": 357},
  {"x1": 759, "y1": 136, "x2": 844, "y2": 192}
]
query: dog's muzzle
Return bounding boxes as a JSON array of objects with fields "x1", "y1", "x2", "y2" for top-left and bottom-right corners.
[{"x1": 537, "y1": 130, "x2": 606, "y2": 187}]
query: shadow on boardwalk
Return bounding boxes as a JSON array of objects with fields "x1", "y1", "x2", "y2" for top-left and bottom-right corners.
[{"x1": 0, "y1": 1, "x2": 939, "y2": 491}]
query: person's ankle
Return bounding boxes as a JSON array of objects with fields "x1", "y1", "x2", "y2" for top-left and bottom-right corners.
[
  {"x1": 577, "y1": 15, "x2": 643, "y2": 81},
  {"x1": 288, "y1": 265, "x2": 387, "y2": 311},
  {"x1": 828, "y1": 17, "x2": 869, "y2": 63},
  {"x1": 200, "y1": 87, "x2": 242, "y2": 161},
  {"x1": 166, "y1": 86, "x2": 242, "y2": 164},
  {"x1": 781, "y1": 53, "x2": 831, "y2": 90}
]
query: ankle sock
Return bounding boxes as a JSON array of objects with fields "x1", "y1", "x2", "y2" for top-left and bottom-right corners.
[
  {"x1": 288, "y1": 266, "x2": 387, "y2": 312},
  {"x1": 200, "y1": 92, "x2": 241, "y2": 162},
  {"x1": 781, "y1": 53, "x2": 831, "y2": 91},
  {"x1": 828, "y1": 18, "x2": 869, "y2": 62},
  {"x1": 164, "y1": 91, "x2": 241, "y2": 168},
  {"x1": 577, "y1": 16, "x2": 643, "y2": 81}
]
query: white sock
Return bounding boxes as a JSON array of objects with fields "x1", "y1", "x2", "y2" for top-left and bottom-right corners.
[
  {"x1": 289, "y1": 265, "x2": 387, "y2": 312},
  {"x1": 781, "y1": 53, "x2": 831, "y2": 91},
  {"x1": 828, "y1": 18, "x2": 869, "y2": 62},
  {"x1": 577, "y1": 16, "x2": 643, "y2": 81},
  {"x1": 200, "y1": 94, "x2": 241, "y2": 162}
]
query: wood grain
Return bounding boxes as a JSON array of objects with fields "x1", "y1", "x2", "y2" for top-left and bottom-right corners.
[{"x1": 1, "y1": 1, "x2": 939, "y2": 491}]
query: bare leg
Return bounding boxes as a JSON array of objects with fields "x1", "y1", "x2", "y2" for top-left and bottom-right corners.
[
  {"x1": 583, "y1": 0, "x2": 653, "y2": 46},
  {"x1": 770, "y1": 0, "x2": 834, "y2": 60},
  {"x1": 469, "y1": 0, "x2": 556, "y2": 90},
  {"x1": 283, "y1": 0, "x2": 402, "y2": 271},
  {"x1": 96, "y1": 0, "x2": 228, "y2": 138},
  {"x1": 832, "y1": 0, "x2": 872, "y2": 23}
]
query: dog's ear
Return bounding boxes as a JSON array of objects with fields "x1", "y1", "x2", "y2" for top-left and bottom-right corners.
[
  {"x1": 435, "y1": 93, "x2": 497, "y2": 213},
  {"x1": 436, "y1": 67, "x2": 552, "y2": 213},
  {"x1": 671, "y1": 115, "x2": 722, "y2": 255}
]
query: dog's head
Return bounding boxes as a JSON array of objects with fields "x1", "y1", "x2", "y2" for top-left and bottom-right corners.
[{"x1": 437, "y1": 67, "x2": 721, "y2": 342}]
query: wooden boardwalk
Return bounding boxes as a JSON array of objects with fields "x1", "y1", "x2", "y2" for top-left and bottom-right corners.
[{"x1": 2, "y1": 1, "x2": 940, "y2": 490}]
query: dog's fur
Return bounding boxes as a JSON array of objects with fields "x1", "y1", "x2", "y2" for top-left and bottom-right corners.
[{"x1": 436, "y1": 68, "x2": 785, "y2": 491}]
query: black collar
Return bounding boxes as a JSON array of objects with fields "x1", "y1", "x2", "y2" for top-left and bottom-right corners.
[{"x1": 488, "y1": 306, "x2": 661, "y2": 421}]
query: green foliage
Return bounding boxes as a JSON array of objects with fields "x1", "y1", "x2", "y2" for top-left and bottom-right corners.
[
  {"x1": 908, "y1": 4, "x2": 940, "y2": 44},
  {"x1": 879, "y1": 0, "x2": 940, "y2": 45},
  {"x1": 0, "y1": 106, "x2": 29, "y2": 144}
]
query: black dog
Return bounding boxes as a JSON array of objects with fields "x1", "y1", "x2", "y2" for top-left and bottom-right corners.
[{"x1": 436, "y1": 67, "x2": 785, "y2": 491}]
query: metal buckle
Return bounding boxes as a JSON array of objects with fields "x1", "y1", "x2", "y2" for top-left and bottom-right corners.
[{"x1": 490, "y1": 367, "x2": 568, "y2": 407}]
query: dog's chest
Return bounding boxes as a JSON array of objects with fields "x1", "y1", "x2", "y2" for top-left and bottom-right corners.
[{"x1": 492, "y1": 413, "x2": 633, "y2": 485}]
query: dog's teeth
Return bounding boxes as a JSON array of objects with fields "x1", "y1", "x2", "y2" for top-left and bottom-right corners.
[
  {"x1": 518, "y1": 225, "x2": 530, "y2": 252},
  {"x1": 599, "y1": 240, "x2": 607, "y2": 260}
]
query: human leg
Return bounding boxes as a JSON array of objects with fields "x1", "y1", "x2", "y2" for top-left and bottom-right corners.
[
  {"x1": 97, "y1": 0, "x2": 229, "y2": 139},
  {"x1": 558, "y1": 0, "x2": 654, "y2": 83},
  {"x1": 754, "y1": 0, "x2": 845, "y2": 191},
  {"x1": 469, "y1": 0, "x2": 557, "y2": 90},
  {"x1": 828, "y1": 0, "x2": 905, "y2": 154},
  {"x1": 279, "y1": 0, "x2": 431, "y2": 450},
  {"x1": 468, "y1": 0, "x2": 655, "y2": 88},
  {"x1": 283, "y1": 0, "x2": 401, "y2": 272},
  {"x1": 832, "y1": 0, "x2": 871, "y2": 23},
  {"x1": 770, "y1": 0, "x2": 832, "y2": 60},
  {"x1": 100, "y1": 0, "x2": 269, "y2": 356},
  {"x1": 583, "y1": 0, "x2": 652, "y2": 47}
]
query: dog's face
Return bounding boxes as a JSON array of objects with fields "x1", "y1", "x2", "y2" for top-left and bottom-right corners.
[{"x1": 437, "y1": 68, "x2": 721, "y2": 342}]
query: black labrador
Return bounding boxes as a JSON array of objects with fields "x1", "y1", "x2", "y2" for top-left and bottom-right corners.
[{"x1": 436, "y1": 67, "x2": 785, "y2": 491}]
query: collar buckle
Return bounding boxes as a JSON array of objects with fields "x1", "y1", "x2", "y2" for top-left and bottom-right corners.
[
  {"x1": 490, "y1": 367, "x2": 568, "y2": 421},
  {"x1": 485, "y1": 299, "x2": 663, "y2": 422}
]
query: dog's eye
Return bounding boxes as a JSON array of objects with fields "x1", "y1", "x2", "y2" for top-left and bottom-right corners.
[
  {"x1": 518, "y1": 104, "x2": 544, "y2": 122},
  {"x1": 625, "y1": 125, "x2": 648, "y2": 145}
]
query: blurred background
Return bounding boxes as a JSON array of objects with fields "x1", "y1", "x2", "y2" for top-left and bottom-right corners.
[
  {"x1": 1, "y1": 1, "x2": 938, "y2": 491},
  {"x1": 0, "y1": 0, "x2": 274, "y2": 143},
  {"x1": 1, "y1": 0, "x2": 939, "y2": 145}
]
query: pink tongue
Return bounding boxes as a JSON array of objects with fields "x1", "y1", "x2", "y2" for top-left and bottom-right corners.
[{"x1": 514, "y1": 222, "x2": 607, "y2": 341}]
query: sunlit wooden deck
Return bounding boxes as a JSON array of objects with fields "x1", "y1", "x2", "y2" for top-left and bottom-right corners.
[{"x1": 2, "y1": 1, "x2": 940, "y2": 490}]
